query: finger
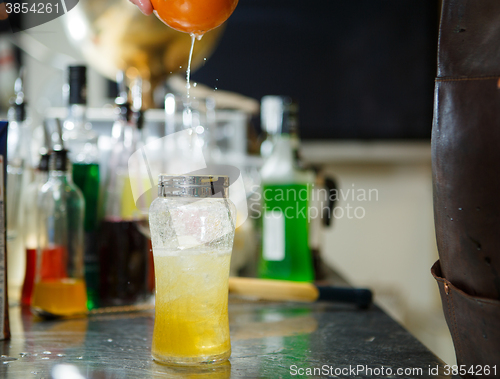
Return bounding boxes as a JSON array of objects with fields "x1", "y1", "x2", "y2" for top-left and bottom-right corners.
[
  {"x1": 129, "y1": 0, "x2": 154, "y2": 16},
  {"x1": 0, "y1": 3, "x2": 8, "y2": 21}
]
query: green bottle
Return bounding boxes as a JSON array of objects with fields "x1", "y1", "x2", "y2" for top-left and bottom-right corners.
[
  {"x1": 63, "y1": 66, "x2": 100, "y2": 309},
  {"x1": 258, "y1": 96, "x2": 315, "y2": 282}
]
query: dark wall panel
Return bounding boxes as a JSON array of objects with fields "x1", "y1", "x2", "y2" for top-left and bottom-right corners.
[{"x1": 191, "y1": 0, "x2": 438, "y2": 140}]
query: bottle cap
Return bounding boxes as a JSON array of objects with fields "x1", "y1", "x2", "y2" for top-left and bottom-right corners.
[
  {"x1": 158, "y1": 175, "x2": 229, "y2": 198},
  {"x1": 261, "y1": 96, "x2": 298, "y2": 135},
  {"x1": 38, "y1": 154, "x2": 50, "y2": 172},
  {"x1": 135, "y1": 110, "x2": 144, "y2": 130},
  {"x1": 50, "y1": 149, "x2": 69, "y2": 172},
  {"x1": 114, "y1": 71, "x2": 133, "y2": 122},
  {"x1": 116, "y1": 102, "x2": 132, "y2": 122},
  {"x1": 13, "y1": 103, "x2": 26, "y2": 122},
  {"x1": 68, "y1": 66, "x2": 87, "y2": 105},
  {"x1": 11, "y1": 69, "x2": 27, "y2": 121}
]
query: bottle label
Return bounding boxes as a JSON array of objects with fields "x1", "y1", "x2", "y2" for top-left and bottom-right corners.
[{"x1": 262, "y1": 210, "x2": 285, "y2": 261}]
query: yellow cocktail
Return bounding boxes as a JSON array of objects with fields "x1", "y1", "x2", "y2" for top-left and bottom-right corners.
[{"x1": 152, "y1": 248, "x2": 232, "y2": 365}]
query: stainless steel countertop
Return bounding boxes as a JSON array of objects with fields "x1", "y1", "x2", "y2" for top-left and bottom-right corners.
[{"x1": 0, "y1": 298, "x2": 456, "y2": 379}]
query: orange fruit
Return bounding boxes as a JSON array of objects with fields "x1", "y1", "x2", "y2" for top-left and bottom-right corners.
[{"x1": 151, "y1": 0, "x2": 239, "y2": 35}]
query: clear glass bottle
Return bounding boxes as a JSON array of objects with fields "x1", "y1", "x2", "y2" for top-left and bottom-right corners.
[
  {"x1": 98, "y1": 78, "x2": 151, "y2": 307},
  {"x1": 31, "y1": 149, "x2": 87, "y2": 317},
  {"x1": 149, "y1": 175, "x2": 236, "y2": 365},
  {"x1": 258, "y1": 96, "x2": 315, "y2": 282},
  {"x1": 21, "y1": 153, "x2": 49, "y2": 306},
  {"x1": 63, "y1": 65, "x2": 100, "y2": 309},
  {"x1": 6, "y1": 70, "x2": 35, "y2": 301},
  {"x1": 6, "y1": 73, "x2": 29, "y2": 242}
]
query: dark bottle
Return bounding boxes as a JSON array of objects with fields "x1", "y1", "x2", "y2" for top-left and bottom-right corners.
[
  {"x1": 98, "y1": 76, "x2": 151, "y2": 307},
  {"x1": 62, "y1": 66, "x2": 100, "y2": 310}
]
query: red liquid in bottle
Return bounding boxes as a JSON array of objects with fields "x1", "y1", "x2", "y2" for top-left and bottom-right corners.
[
  {"x1": 40, "y1": 246, "x2": 68, "y2": 280},
  {"x1": 22, "y1": 246, "x2": 68, "y2": 306},
  {"x1": 21, "y1": 248, "x2": 37, "y2": 306}
]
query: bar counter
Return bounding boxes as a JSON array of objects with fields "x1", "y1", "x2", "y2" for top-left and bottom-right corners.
[{"x1": 0, "y1": 297, "x2": 457, "y2": 379}]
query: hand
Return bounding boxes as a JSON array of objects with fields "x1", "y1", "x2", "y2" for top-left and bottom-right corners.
[
  {"x1": 128, "y1": 0, "x2": 154, "y2": 16},
  {"x1": 0, "y1": 1, "x2": 8, "y2": 21}
]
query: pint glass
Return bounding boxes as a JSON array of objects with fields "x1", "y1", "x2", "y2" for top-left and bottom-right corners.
[{"x1": 149, "y1": 175, "x2": 236, "y2": 365}]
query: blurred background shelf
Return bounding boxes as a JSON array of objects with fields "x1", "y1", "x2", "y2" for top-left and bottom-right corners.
[{"x1": 301, "y1": 140, "x2": 431, "y2": 165}]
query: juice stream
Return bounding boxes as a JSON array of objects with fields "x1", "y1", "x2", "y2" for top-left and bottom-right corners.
[
  {"x1": 186, "y1": 33, "x2": 201, "y2": 100},
  {"x1": 72, "y1": 162, "x2": 100, "y2": 309}
]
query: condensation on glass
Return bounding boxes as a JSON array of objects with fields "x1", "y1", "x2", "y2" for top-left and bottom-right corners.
[{"x1": 149, "y1": 175, "x2": 236, "y2": 366}]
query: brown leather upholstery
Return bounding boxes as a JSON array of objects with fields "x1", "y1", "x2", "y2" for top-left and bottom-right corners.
[{"x1": 432, "y1": 0, "x2": 500, "y2": 374}]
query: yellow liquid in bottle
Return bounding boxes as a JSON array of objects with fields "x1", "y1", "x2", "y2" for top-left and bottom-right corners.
[
  {"x1": 32, "y1": 279, "x2": 88, "y2": 316},
  {"x1": 152, "y1": 249, "x2": 231, "y2": 365}
]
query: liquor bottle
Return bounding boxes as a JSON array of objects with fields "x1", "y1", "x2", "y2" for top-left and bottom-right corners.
[
  {"x1": 6, "y1": 70, "x2": 34, "y2": 299},
  {"x1": 257, "y1": 96, "x2": 315, "y2": 282},
  {"x1": 20, "y1": 153, "x2": 49, "y2": 306},
  {"x1": 131, "y1": 78, "x2": 155, "y2": 295},
  {"x1": 6, "y1": 71, "x2": 28, "y2": 241},
  {"x1": 98, "y1": 77, "x2": 151, "y2": 307},
  {"x1": 62, "y1": 66, "x2": 100, "y2": 309},
  {"x1": 31, "y1": 149, "x2": 87, "y2": 317}
]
